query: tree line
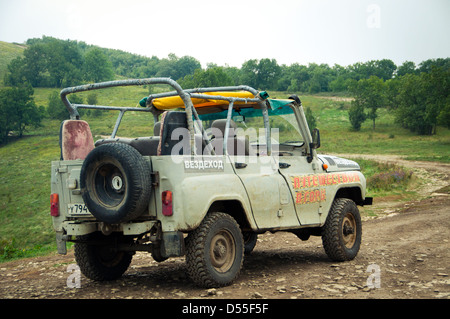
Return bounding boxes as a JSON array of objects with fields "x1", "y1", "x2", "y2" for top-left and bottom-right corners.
[
  {"x1": 348, "y1": 60, "x2": 449, "y2": 135},
  {"x1": 6, "y1": 36, "x2": 446, "y2": 94},
  {"x1": 1, "y1": 36, "x2": 449, "y2": 145},
  {"x1": 4, "y1": 36, "x2": 202, "y2": 88}
]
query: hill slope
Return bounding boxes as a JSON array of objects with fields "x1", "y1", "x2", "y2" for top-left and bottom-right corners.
[{"x1": 0, "y1": 41, "x2": 26, "y2": 85}]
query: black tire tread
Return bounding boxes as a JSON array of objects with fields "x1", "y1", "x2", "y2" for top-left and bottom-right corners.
[
  {"x1": 322, "y1": 198, "x2": 362, "y2": 262},
  {"x1": 74, "y1": 233, "x2": 133, "y2": 281},
  {"x1": 185, "y1": 212, "x2": 244, "y2": 288},
  {"x1": 81, "y1": 142, "x2": 151, "y2": 224}
]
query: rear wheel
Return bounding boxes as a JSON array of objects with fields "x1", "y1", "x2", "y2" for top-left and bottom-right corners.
[
  {"x1": 186, "y1": 212, "x2": 244, "y2": 287},
  {"x1": 74, "y1": 232, "x2": 133, "y2": 281},
  {"x1": 322, "y1": 198, "x2": 362, "y2": 261}
]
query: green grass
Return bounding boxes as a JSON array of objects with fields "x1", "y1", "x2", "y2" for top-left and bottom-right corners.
[
  {"x1": 269, "y1": 92, "x2": 450, "y2": 163},
  {"x1": 0, "y1": 88, "x2": 448, "y2": 262},
  {"x1": 0, "y1": 134, "x2": 60, "y2": 261}
]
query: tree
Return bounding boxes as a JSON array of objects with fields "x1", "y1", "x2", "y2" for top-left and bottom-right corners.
[
  {"x1": 349, "y1": 76, "x2": 385, "y2": 130},
  {"x1": 396, "y1": 61, "x2": 416, "y2": 77},
  {"x1": 45, "y1": 38, "x2": 84, "y2": 87},
  {"x1": 437, "y1": 99, "x2": 450, "y2": 129},
  {"x1": 156, "y1": 54, "x2": 201, "y2": 80},
  {"x1": 384, "y1": 78, "x2": 402, "y2": 109},
  {"x1": 5, "y1": 38, "x2": 85, "y2": 88},
  {"x1": 256, "y1": 58, "x2": 281, "y2": 89},
  {"x1": 22, "y1": 43, "x2": 47, "y2": 86},
  {"x1": 175, "y1": 56, "x2": 202, "y2": 80},
  {"x1": 0, "y1": 85, "x2": 42, "y2": 144},
  {"x1": 348, "y1": 101, "x2": 367, "y2": 131},
  {"x1": 4, "y1": 57, "x2": 28, "y2": 86},
  {"x1": 240, "y1": 59, "x2": 280, "y2": 90},
  {"x1": 240, "y1": 59, "x2": 259, "y2": 88},
  {"x1": 373, "y1": 59, "x2": 396, "y2": 81},
  {"x1": 47, "y1": 91, "x2": 69, "y2": 121},
  {"x1": 178, "y1": 67, "x2": 233, "y2": 89},
  {"x1": 84, "y1": 48, "x2": 114, "y2": 82},
  {"x1": 393, "y1": 65, "x2": 449, "y2": 135},
  {"x1": 394, "y1": 74, "x2": 429, "y2": 134}
]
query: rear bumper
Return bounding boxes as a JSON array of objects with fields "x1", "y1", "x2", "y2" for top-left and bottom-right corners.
[{"x1": 55, "y1": 220, "x2": 158, "y2": 254}]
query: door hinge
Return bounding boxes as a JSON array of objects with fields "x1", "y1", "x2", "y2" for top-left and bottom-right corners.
[{"x1": 151, "y1": 171, "x2": 160, "y2": 187}]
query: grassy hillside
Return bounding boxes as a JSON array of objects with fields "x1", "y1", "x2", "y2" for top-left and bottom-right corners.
[
  {"x1": 0, "y1": 41, "x2": 26, "y2": 85},
  {"x1": 0, "y1": 86, "x2": 449, "y2": 261}
]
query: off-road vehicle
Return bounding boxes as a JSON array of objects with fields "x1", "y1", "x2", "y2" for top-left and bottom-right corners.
[{"x1": 50, "y1": 78, "x2": 372, "y2": 287}]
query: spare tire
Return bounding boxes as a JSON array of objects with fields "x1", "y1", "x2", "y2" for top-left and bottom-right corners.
[{"x1": 80, "y1": 143, "x2": 151, "y2": 224}]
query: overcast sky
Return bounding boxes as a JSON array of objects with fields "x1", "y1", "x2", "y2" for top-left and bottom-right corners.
[{"x1": 0, "y1": 0, "x2": 449, "y2": 68}]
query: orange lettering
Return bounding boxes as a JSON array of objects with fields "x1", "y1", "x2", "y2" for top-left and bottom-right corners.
[
  {"x1": 309, "y1": 191, "x2": 315, "y2": 203},
  {"x1": 320, "y1": 189, "x2": 326, "y2": 201},
  {"x1": 319, "y1": 174, "x2": 326, "y2": 186},
  {"x1": 314, "y1": 190, "x2": 320, "y2": 202},
  {"x1": 293, "y1": 177, "x2": 301, "y2": 189},
  {"x1": 296, "y1": 192, "x2": 302, "y2": 204},
  {"x1": 342, "y1": 174, "x2": 348, "y2": 183},
  {"x1": 327, "y1": 174, "x2": 333, "y2": 185},
  {"x1": 313, "y1": 176, "x2": 319, "y2": 187}
]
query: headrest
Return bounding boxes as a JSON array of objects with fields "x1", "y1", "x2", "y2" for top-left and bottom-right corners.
[
  {"x1": 211, "y1": 119, "x2": 237, "y2": 138},
  {"x1": 154, "y1": 122, "x2": 161, "y2": 136}
]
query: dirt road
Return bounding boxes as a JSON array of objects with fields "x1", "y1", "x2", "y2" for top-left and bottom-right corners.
[{"x1": 1, "y1": 156, "x2": 449, "y2": 301}]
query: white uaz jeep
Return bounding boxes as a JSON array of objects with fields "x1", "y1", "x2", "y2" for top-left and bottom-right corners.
[{"x1": 50, "y1": 78, "x2": 372, "y2": 287}]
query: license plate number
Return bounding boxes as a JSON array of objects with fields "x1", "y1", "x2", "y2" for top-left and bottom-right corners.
[{"x1": 68, "y1": 204, "x2": 91, "y2": 215}]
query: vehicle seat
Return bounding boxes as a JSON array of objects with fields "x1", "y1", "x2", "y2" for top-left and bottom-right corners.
[
  {"x1": 154, "y1": 121, "x2": 161, "y2": 136},
  {"x1": 158, "y1": 111, "x2": 189, "y2": 155},
  {"x1": 209, "y1": 119, "x2": 252, "y2": 156},
  {"x1": 60, "y1": 120, "x2": 95, "y2": 160}
]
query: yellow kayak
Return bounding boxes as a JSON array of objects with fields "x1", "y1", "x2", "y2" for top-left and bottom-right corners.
[{"x1": 151, "y1": 91, "x2": 256, "y2": 110}]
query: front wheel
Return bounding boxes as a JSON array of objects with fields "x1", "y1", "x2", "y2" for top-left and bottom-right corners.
[
  {"x1": 186, "y1": 212, "x2": 244, "y2": 288},
  {"x1": 322, "y1": 198, "x2": 362, "y2": 261}
]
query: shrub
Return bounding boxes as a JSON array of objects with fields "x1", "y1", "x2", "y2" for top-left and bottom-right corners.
[{"x1": 367, "y1": 166, "x2": 413, "y2": 191}]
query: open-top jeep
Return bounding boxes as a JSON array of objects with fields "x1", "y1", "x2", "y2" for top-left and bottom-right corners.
[{"x1": 50, "y1": 78, "x2": 372, "y2": 287}]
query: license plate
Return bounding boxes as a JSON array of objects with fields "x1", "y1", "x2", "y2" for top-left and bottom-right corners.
[{"x1": 68, "y1": 203, "x2": 91, "y2": 215}]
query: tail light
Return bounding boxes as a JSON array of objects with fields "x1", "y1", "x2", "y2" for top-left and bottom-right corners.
[
  {"x1": 50, "y1": 193, "x2": 60, "y2": 217},
  {"x1": 161, "y1": 190, "x2": 173, "y2": 216}
]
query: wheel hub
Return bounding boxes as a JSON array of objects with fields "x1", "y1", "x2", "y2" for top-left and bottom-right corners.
[
  {"x1": 343, "y1": 224, "x2": 354, "y2": 236},
  {"x1": 210, "y1": 230, "x2": 235, "y2": 273},
  {"x1": 214, "y1": 242, "x2": 227, "y2": 258},
  {"x1": 111, "y1": 175, "x2": 123, "y2": 192},
  {"x1": 342, "y1": 213, "x2": 357, "y2": 248}
]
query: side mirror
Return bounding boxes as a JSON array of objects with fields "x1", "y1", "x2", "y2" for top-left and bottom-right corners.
[{"x1": 311, "y1": 128, "x2": 321, "y2": 149}]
